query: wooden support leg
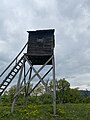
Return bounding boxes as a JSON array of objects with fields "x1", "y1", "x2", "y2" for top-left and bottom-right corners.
[
  {"x1": 11, "y1": 59, "x2": 25, "y2": 112},
  {"x1": 25, "y1": 67, "x2": 32, "y2": 105},
  {"x1": 52, "y1": 55, "x2": 56, "y2": 115}
]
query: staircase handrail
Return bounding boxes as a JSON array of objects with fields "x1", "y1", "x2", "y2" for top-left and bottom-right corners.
[{"x1": 0, "y1": 42, "x2": 28, "y2": 77}]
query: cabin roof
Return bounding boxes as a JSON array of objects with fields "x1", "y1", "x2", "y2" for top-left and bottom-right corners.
[{"x1": 27, "y1": 29, "x2": 55, "y2": 34}]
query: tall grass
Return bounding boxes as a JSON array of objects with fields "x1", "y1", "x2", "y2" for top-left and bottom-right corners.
[{"x1": 0, "y1": 104, "x2": 90, "y2": 120}]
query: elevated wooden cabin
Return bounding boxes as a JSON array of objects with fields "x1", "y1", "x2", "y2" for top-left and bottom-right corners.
[{"x1": 27, "y1": 29, "x2": 55, "y2": 65}]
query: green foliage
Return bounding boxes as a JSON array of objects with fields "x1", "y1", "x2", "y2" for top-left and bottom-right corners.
[
  {"x1": 56, "y1": 78, "x2": 70, "y2": 104},
  {"x1": 1, "y1": 94, "x2": 10, "y2": 106},
  {"x1": 67, "y1": 88, "x2": 84, "y2": 103},
  {"x1": 39, "y1": 93, "x2": 52, "y2": 104},
  {"x1": 57, "y1": 78, "x2": 70, "y2": 90},
  {"x1": 1, "y1": 78, "x2": 90, "y2": 106},
  {"x1": 0, "y1": 104, "x2": 90, "y2": 120}
]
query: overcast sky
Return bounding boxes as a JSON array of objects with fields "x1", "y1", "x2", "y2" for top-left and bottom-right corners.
[{"x1": 0, "y1": 0, "x2": 90, "y2": 90}]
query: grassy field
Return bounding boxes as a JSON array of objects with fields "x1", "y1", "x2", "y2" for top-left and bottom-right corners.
[{"x1": 0, "y1": 104, "x2": 90, "y2": 120}]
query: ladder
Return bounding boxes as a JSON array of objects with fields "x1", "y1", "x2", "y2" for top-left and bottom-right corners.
[
  {"x1": 0, "y1": 56, "x2": 24, "y2": 96},
  {"x1": 0, "y1": 42, "x2": 27, "y2": 96}
]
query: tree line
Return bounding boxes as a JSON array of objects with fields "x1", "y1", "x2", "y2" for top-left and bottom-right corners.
[{"x1": 1, "y1": 78, "x2": 90, "y2": 106}]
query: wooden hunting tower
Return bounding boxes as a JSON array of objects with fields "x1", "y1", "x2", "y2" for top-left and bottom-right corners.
[
  {"x1": 27, "y1": 29, "x2": 55, "y2": 65},
  {"x1": 0, "y1": 29, "x2": 56, "y2": 115}
]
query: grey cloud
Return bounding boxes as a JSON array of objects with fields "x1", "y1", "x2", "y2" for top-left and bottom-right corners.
[
  {"x1": 83, "y1": 0, "x2": 90, "y2": 12},
  {"x1": 0, "y1": 0, "x2": 90, "y2": 90},
  {"x1": 56, "y1": 0, "x2": 85, "y2": 20}
]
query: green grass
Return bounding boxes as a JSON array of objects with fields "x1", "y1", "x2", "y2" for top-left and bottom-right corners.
[{"x1": 0, "y1": 104, "x2": 90, "y2": 120}]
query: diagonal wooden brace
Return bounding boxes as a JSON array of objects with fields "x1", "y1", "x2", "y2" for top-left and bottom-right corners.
[
  {"x1": 14, "y1": 55, "x2": 53, "y2": 98},
  {"x1": 24, "y1": 55, "x2": 53, "y2": 91},
  {"x1": 28, "y1": 66, "x2": 53, "y2": 95}
]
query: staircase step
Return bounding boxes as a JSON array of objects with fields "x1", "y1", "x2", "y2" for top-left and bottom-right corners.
[
  {"x1": 8, "y1": 77, "x2": 12, "y2": 80},
  {"x1": 15, "y1": 67, "x2": 20, "y2": 71},
  {"x1": 17, "y1": 64, "x2": 21, "y2": 67},
  {"x1": 5, "y1": 80, "x2": 10, "y2": 83},
  {"x1": 12, "y1": 71, "x2": 17, "y2": 74},
  {"x1": 20, "y1": 61, "x2": 23, "y2": 63},
  {"x1": 2, "y1": 84, "x2": 7, "y2": 87},
  {"x1": 10, "y1": 74, "x2": 14, "y2": 77},
  {"x1": 0, "y1": 88, "x2": 4, "y2": 90}
]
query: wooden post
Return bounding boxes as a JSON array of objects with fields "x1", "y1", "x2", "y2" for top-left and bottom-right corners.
[
  {"x1": 11, "y1": 59, "x2": 24, "y2": 112},
  {"x1": 52, "y1": 54, "x2": 56, "y2": 115},
  {"x1": 25, "y1": 67, "x2": 32, "y2": 105}
]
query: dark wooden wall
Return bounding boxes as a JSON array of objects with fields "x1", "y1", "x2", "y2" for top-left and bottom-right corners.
[{"x1": 27, "y1": 29, "x2": 55, "y2": 65}]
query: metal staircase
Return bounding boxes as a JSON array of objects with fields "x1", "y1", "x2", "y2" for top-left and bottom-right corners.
[{"x1": 0, "y1": 42, "x2": 27, "y2": 96}]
